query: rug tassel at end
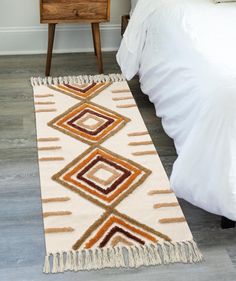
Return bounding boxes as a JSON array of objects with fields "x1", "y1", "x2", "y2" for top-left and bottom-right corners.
[
  {"x1": 65, "y1": 251, "x2": 71, "y2": 271},
  {"x1": 43, "y1": 254, "x2": 50, "y2": 274},
  {"x1": 125, "y1": 241, "x2": 203, "y2": 268},
  {"x1": 58, "y1": 252, "x2": 65, "y2": 273},
  {"x1": 116, "y1": 247, "x2": 126, "y2": 267},
  {"x1": 43, "y1": 240, "x2": 203, "y2": 273},
  {"x1": 190, "y1": 240, "x2": 204, "y2": 262},
  {"x1": 52, "y1": 253, "x2": 59, "y2": 273},
  {"x1": 31, "y1": 74, "x2": 126, "y2": 86}
]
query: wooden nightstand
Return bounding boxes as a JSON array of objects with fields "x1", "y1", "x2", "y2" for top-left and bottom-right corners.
[{"x1": 40, "y1": 0, "x2": 111, "y2": 76}]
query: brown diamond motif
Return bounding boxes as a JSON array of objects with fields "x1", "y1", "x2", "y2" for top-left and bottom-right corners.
[{"x1": 48, "y1": 102, "x2": 130, "y2": 145}]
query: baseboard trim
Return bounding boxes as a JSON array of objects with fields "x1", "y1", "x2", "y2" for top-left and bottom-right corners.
[
  {"x1": 0, "y1": 47, "x2": 118, "y2": 56},
  {"x1": 0, "y1": 24, "x2": 121, "y2": 55}
]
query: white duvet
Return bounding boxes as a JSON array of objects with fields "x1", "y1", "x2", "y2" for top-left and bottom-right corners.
[{"x1": 117, "y1": 0, "x2": 236, "y2": 220}]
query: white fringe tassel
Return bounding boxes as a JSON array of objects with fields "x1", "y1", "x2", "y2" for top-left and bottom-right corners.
[
  {"x1": 43, "y1": 240, "x2": 203, "y2": 274},
  {"x1": 31, "y1": 74, "x2": 126, "y2": 87}
]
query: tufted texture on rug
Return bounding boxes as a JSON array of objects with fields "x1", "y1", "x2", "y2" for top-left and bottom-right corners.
[{"x1": 31, "y1": 74, "x2": 203, "y2": 274}]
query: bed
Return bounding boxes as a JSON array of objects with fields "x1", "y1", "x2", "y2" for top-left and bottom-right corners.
[
  {"x1": 130, "y1": 0, "x2": 139, "y2": 15},
  {"x1": 117, "y1": 0, "x2": 236, "y2": 222}
]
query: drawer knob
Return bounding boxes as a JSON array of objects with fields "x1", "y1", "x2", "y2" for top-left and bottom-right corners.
[{"x1": 73, "y1": 9, "x2": 80, "y2": 17}]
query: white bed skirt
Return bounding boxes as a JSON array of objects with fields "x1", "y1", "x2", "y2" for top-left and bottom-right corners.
[{"x1": 117, "y1": 0, "x2": 236, "y2": 220}]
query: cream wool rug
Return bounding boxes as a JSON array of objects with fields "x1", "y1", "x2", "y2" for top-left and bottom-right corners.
[{"x1": 31, "y1": 74, "x2": 203, "y2": 274}]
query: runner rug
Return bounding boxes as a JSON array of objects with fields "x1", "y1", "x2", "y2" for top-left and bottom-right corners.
[{"x1": 31, "y1": 74, "x2": 203, "y2": 274}]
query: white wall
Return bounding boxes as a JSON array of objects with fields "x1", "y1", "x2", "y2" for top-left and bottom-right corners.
[{"x1": 0, "y1": 0, "x2": 130, "y2": 55}]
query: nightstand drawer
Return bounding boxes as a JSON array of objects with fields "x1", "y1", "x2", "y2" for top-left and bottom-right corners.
[{"x1": 41, "y1": 0, "x2": 109, "y2": 23}]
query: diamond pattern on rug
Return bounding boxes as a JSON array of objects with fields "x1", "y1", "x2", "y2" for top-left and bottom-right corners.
[
  {"x1": 49, "y1": 82, "x2": 112, "y2": 100},
  {"x1": 32, "y1": 75, "x2": 203, "y2": 273},
  {"x1": 73, "y1": 215, "x2": 159, "y2": 250},
  {"x1": 48, "y1": 102, "x2": 130, "y2": 145},
  {"x1": 52, "y1": 146, "x2": 151, "y2": 206}
]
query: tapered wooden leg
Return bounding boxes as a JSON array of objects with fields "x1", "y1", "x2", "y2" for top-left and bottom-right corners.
[
  {"x1": 45, "y1": 23, "x2": 56, "y2": 77},
  {"x1": 221, "y1": 216, "x2": 235, "y2": 229},
  {"x1": 91, "y1": 23, "x2": 97, "y2": 56},
  {"x1": 91, "y1": 23, "x2": 103, "y2": 74}
]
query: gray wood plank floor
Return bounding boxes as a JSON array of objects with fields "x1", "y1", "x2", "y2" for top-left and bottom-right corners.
[{"x1": 0, "y1": 52, "x2": 235, "y2": 281}]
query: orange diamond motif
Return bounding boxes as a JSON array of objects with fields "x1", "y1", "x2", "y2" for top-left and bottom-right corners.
[
  {"x1": 48, "y1": 102, "x2": 130, "y2": 145},
  {"x1": 52, "y1": 146, "x2": 151, "y2": 207}
]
